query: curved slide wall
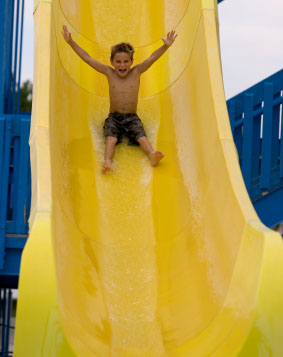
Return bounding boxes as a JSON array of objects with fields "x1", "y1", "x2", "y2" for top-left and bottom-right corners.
[{"x1": 14, "y1": 0, "x2": 283, "y2": 356}]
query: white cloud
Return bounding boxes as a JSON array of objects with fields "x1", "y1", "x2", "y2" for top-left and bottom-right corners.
[
  {"x1": 219, "y1": 0, "x2": 283, "y2": 98},
  {"x1": 21, "y1": 0, "x2": 34, "y2": 82}
]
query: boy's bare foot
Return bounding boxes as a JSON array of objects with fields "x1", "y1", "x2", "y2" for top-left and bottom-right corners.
[
  {"x1": 149, "y1": 151, "x2": 164, "y2": 167},
  {"x1": 102, "y1": 162, "x2": 113, "y2": 174}
]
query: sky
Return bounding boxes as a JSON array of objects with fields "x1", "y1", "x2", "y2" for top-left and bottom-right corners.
[
  {"x1": 21, "y1": 0, "x2": 283, "y2": 99},
  {"x1": 218, "y1": 0, "x2": 283, "y2": 98}
]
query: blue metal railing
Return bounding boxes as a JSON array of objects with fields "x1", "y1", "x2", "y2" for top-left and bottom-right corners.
[
  {"x1": 0, "y1": 289, "x2": 14, "y2": 357},
  {"x1": 0, "y1": 0, "x2": 29, "y2": 282},
  {"x1": 0, "y1": 0, "x2": 25, "y2": 115},
  {"x1": 0, "y1": 115, "x2": 30, "y2": 272},
  {"x1": 0, "y1": 1, "x2": 28, "y2": 355},
  {"x1": 227, "y1": 69, "x2": 283, "y2": 203}
]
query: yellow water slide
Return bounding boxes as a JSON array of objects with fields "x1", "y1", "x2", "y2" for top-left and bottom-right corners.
[{"x1": 14, "y1": 0, "x2": 283, "y2": 355}]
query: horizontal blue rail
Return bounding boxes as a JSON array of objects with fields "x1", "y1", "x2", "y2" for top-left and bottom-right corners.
[
  {"x1": 0, "y1": 115, "x2": 31, "y2": 271},
  {"x1": 227, "y1": 69, "x2": 283, "y2": 205}
]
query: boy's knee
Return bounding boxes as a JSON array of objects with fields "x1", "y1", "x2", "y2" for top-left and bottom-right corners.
[
  {"x1": 106, "y1": 136, "x2": 118, "y2": 144},
  {"x1": 137, "y1": 135, "x2": 147, "y2": 143}
]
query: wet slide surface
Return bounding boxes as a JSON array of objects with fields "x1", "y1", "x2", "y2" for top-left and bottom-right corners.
[{"x1": 14, "y1": 0, "x2": 283, "y2": 356}]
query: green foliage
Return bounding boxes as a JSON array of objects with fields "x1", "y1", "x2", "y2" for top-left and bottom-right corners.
[{"x1": 20, "y1": 79, "x2": 32, "y2": 112}]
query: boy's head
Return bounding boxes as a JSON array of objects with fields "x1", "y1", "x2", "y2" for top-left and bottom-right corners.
[
  {"x1": 110, "y1": 42, "x2": 134, "y2": 61},
  {"x1": 110, "y1": 42, "x2": 134, "y2": 78}
]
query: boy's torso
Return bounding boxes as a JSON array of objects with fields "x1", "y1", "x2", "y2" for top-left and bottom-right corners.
[{"x1": 107, "y1": 68, "x2": 140, "y2": 114}]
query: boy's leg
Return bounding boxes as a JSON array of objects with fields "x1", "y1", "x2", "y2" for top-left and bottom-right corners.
[
  {"x1": 137, "y1": 136, "x2": 164, "y2": 167},
  {"x1": 103, "y1": 136, "x2": 117, "y2": 173}
]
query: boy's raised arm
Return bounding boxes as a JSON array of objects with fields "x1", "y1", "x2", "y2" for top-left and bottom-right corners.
[
  {"x1": 61, "y1": 25, "x2": 111, "y2": 75},
  {"x1": 135, "y1": 30, "x2": 178, "y2": 74}
]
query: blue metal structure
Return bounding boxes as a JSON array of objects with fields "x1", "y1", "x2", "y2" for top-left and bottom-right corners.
[
  {"x1": 0, "y1": 115, "x2": 30, "y2": 280},
  {"x1": 0, "y1": 0, "x2": 30, "y2": 288},
  {"x1": 0, "y1": 1, "x2": 29, "y2": 354},
  {"x1": 227, "y1": 69, "x2": 283, "y2": 227}
]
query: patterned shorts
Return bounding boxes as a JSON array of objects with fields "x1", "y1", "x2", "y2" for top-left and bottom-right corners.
[{"x1": 103, "y1": 112, "x2": 146, "y2": 146}]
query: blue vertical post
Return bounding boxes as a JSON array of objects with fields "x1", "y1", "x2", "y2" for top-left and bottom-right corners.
[
  {"x1": 17, "y1": 0, "x2": 25, "y2": 113},
  {"x1": 270, "y1": 91, "x2": 281, "y2": 172},
  {"x1": 0, "y1": 119, "x2": 12, "y2": 270},
  {"x1": 26, "y1": 158, "x2": 31, "y2": 232},
  {"x1": 14, "y1": 118, "x2": 30, "y2": 233},
  {"x1": 11, "y1": 0, "x2": 21, "y2": 114},
  {"x1": 251, "y1": 102, "x2": 262, "y2": 182},
  {"x1": 281, "y1": 99, "x2": 283, "y2": 178},
  {"x1": 261, "y1": 83, "x2": 273, "y2": 189},
  {"x1": 0, "y1": 288, "x2": 13, "y2": 356},
  {"x1": 1, "y1": 289, "x2": 7, "y2": 354},
  {"x1": 242, "y1": 93, "x2": 254, "y2": 194},
  {"x1": 5, "y1": 289, "x2": 12, "y2": 356},
  {"x1": 227, "y1": 100, "x2": 243, "y2": 165},
  {"x1": 0, "y1": 119, "x2": 5, "y2": 191},
  {"x1": 227, "y1": 100, "x2": 235, "y2": 136},
  {"x1": 4, "y1": 0, "x2": 15, "y2": 115},
  {"x1": 0, "y1": 1, "x2": 5, "y2": 114},
  {"x1": 11, "y1": 134, "x2": 20, "y2": 232},
  {"x1": 0, "y1": 0, "x2": 15, "y2": 115},
  {"x1": 0, "y1": 118, "x2": 6, "y2": 271},
  {"x1": 0, "y1": 119, "x2": 5, "y2": 270}
]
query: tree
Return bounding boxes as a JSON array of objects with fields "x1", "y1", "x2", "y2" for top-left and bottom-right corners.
[{"x1": 20, "y1": 79, "x2": 32, "y2": 112}]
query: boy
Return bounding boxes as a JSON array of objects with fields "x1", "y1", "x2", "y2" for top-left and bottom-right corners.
[{"x1": 62, "y1": 25, "x2": 177, "y2": 173}]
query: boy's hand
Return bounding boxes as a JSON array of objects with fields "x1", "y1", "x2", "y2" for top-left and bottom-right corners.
[
  {"x1": 62, "y1": 25, "x2": 72, "y2": 44},
  {"x1": 162, "y1": 30, "x2": 178, "y2": 47}
]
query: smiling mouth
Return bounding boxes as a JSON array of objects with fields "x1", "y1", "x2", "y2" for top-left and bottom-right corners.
[{"x1": 119, "y1": 69, "x2": 127, "y2": 74}]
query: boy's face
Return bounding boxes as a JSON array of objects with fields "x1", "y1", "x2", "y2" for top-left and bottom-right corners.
[{"x1": 111, "y1": 52, "x2": 133, "y2": 78}]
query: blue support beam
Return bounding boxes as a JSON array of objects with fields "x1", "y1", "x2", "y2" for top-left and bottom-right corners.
[
  {"x1": 0, "y1": 118, "x2": 12, "y2": 270},
  {"x1": 242, "y1": 93, "x2": 254, "y2": 194},
  {"x1": 261, "y1": 83, "x2": 273, "y2": 189},
  {"x1": 281, "y1": 101, "x2": 283, "y2": 179},
  {"x1": 17, "y1": 0, "x2": 25, "y2": 112},
  {"x1": 0, "y1": 0, "x2": 14, "y2": 114},
  {"x1": 1, "y1": 288, "x2": 14, "y2": 355}
]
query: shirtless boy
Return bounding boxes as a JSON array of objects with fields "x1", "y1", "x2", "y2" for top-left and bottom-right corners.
[{"x1": 62, "y1": 25, "x2": 177, "y2": 173}]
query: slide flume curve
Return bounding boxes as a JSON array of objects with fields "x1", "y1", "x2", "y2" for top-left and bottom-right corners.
[{"x1": 14, "y1": 0, "x2": 283, "y2": 356}]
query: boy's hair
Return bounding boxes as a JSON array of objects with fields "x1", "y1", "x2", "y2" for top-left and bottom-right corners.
[{"x1": 110, "y1": 42, "x2": 134, "y2": 61}]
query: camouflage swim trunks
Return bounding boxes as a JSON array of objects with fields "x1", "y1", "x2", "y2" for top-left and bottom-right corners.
[{"x1": 103, "y1": 112, "x2": 146, "y2": 146}]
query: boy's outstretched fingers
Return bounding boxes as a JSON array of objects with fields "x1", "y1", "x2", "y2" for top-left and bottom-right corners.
[
  {"x1": 168, "y1": 30, "x2": 178, "y2": 41},
  {"x1": 162, "y1": 30, "x2": 178, "y2": 46},
  {"x1": 62, "y1": 25, "x2": 72, "y2": 43}
]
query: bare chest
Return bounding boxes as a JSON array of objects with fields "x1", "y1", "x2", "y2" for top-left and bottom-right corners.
[{"x1": 108, "y1": 72, "x2": 140, "y2": 96}]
